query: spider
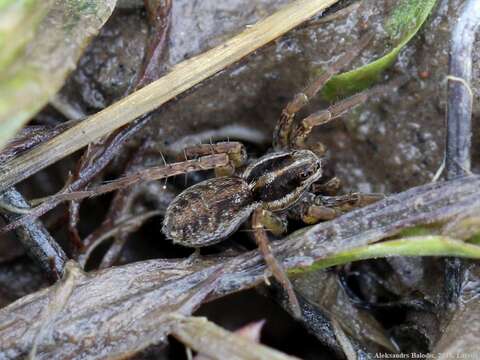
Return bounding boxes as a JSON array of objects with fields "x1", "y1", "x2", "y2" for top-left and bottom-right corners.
[{"x1": 162, "y1": 35, "x2": 383, "y2": 317}]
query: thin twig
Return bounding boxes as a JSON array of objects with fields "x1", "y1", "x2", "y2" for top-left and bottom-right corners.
[
  {"x1": 135, "y1": 0, "x2": 172, "y2": 89},
  {"x1": 0, "y1": 117, "x2": 150, "y2": 234},
  {"x1": 64, "y1": 114, "x2": 150, "y2": 247},
  {"x1": 0, "y1": 121, "x2": 78, "y2": 164},
  {"x1": 444, "y1": 0, "x2": 480, "y2": 306},
  {"x1": 0, "y1": 188, "x2": 67, "y2": 280},
  {"x1": 28, "y1": 262, "x2": 82, "y2": 359},
  {"x1": 50, "y1": 95, "x2": 86, "y2": 121},
  {"x1": 92, "y1": 141, "x2": 158, "y2": 268},
  {"x1": 67, "y1": 0, "x2": 172, "y2": 245},
  {"x1": 78, "y1": 210, "x2": 161, "y2": 267},
  {"x1": 445, "y1": 0, "x2": 480, "y2": 179}
]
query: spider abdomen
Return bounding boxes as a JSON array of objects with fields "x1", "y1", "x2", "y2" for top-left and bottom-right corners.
[{"x1": 162, "y1": 176, "x2": 256, "y2": 247}]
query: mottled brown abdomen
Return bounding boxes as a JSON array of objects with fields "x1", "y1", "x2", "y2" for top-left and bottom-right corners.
[{"x1": 162, "y1": 177, "x2": 256, "y2": 247}]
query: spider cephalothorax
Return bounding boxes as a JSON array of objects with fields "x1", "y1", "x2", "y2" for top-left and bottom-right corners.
[{"x1": 244, "y1": 150, "x2": 323, "y2": 211}]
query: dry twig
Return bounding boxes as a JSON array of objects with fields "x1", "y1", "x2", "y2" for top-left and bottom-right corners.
[
  {"x1": 446, "y1": 0, "x2": 480, "y2": 179},
  {"x1": 0, "y1": 188, "x2": 66, "y2": 280},
  {"x1": 444, "y1": 0, "x2": 480, "y2": 304}
]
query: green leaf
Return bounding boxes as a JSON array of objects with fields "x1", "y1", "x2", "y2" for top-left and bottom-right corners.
[
  {"x1": 0, "y1": 0, "x2": 117, "y2": 150},
  {"x1": 322, "y1": 0, "x2": 437, "y2": 100},
  {"x1": 289, "y1": 235, "x2": 480, "y2": 275},
  {"x1": 0, "y1": 0, "x2": 48, "y2": 71}
]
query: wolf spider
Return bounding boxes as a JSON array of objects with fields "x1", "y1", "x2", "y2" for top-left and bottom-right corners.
[{"x1": 162, "y1": 36, "x2": 383, "y2": 317}]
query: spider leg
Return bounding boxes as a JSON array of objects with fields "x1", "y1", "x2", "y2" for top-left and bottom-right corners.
[
  {"x1": 273, "y1": 33, "x2": 373, "y2": 150},
  {"x1": 180, "y1": 141, "x2": 247, "y2": 176},
  {"x1": 254, "y1": 208, "x2": 288, "y2": 236},
  {"x1": 301, "y1": 204, "x2": 339, "y2": 223},
  {"x1": 289, "y1": 191, "x2": 384, "y2": 224},
  {"x1": 291, "y1": 91, "x2": 368, "y2": 154},
  {"x1": 311, "y1": 176, "x2": 342, "y2": 195},
  {"x1": 319, "y1": 192, "x2": 385, "y2": 213},
  {"x1": 252, "y1": 207, "x2": 302, "y2": 319}
]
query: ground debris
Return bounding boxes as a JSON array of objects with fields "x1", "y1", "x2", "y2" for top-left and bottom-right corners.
[{"x1": 0, "y1": 175, "x2": 479, "y2": 358}]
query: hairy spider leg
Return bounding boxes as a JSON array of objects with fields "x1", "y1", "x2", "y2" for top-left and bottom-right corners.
[
  {"x1": 295, "y1": 192, "x2": 385, "y2": 224},
  {"x1": 252, "y1": 207, "x2": 302, "y2": 319},
  {"x1": 180, "y1": 141, "x2": 247, "y2": 177},
  {"x1": 291, "y1": 91, "x2": 369, "y2": 154},
  {"x1": 256, "y1": 208, "x2": 287, "y2": 236},
  {"x1": 311, "y1": 176, "x2": 342, "y2": 195},
  {"x1": 273, "y1": 33, "x2": 373, "y2": 150}
]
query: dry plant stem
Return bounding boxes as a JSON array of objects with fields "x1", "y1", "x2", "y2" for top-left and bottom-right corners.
[
  {"x1": 28, "y1": 262, "x2": 82, "y2": 359},
  {"x1": 433, "y1": 269, "x2": 480, "y2": 357},
  {"x1": 0, "y1": 188, "x2": 66, "y2": 280},
  {"x1": 136, "y1": 0, "x2": 172, "y2": 88},
  {"x1": 0, "y1": 263, "x2": 223, "y2": 359},
  {"x1": 331, "y1": 319, "x2": 356, "y2": 360},
  {"x1": 65, "y1": 114, "x2": 149, "y2": 248},
  {"x1": 232, "y1": 320, "x2": 265, "y2": 342},
  {"x1": 252, "y1": 208, "x2": 302, "y2": 319},
  {"x1": 0, "y1": 116, "x2": 150, "y2": 234},
  {"x1": 172, "y1": 316, "x2": 300, "y2": 360},
  {"x1": 444, "y1": 0, "x2": 480, "y2": 305},
  {"x1": 67, "y1": 200, "x2": 82, "y2": 251},
  {"x1": 2, "y1": 176, "x2": 479, "y2": 358},
  {"x1": 0, "y1": 121, "x2": 77, "y2": 164},
  {"x1": 0, "y1": 0, "x2": 340, "y2": 193},
  {"x1": 446, "y1": 0, "x2": 480, "y2": 179},
  {"x1": 98, "y1": 233, "x2": 129, "y2": 268},
  {"x1": 301, "y1": 1, "x2": 360, "y2": 28},
  {"x1": 50, "y1": 95, "x2": 85, "y2": 121},
  {"x1": 78, "y1": 210, "x2": 161, "y2": 267},
  {"x1": 94, "y1": 188, "x2": 136, "y2": 267},
  {"x1": 94, "y1": 142, "x2": 159, "y2": 268},
  {"x1": 192, "y1": 319, "x2": 266, "y2": 360}
]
